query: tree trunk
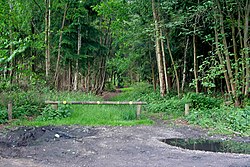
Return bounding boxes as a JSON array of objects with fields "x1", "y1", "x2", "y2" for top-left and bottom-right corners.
[
  {"x1": 181, "y1": 37, "x2": 189, "y2": 92},
  {"x1": 74, "y1": 18, "x2": 81, "y2": 91},
  {"x1": 160, "y1": 29, "x2": 169, "y2": 93},
  {"x1": 214, "y1": 20, "x2": 231, "y2": 95},
  {"x1": 68, "y1": 60, "x2": 72, "y2": 91},
  {"x1": 54, "y1": 3, "x2": 68, "y2": 89},
  {"x1": 149, "y1": 47, "x2": 157, "y2": 91},
  {"x1": 151, "y1": 0, "x2": 166, "y2": 97},
  {"x1": 216, "y1": 0, "x2": 238, "y2": 105},
  {"x1": 166, "y1": 34, "x2": 180, "y2": 97},
  {"x1": 243, "y1": 0, "x2": 250, "y2": 96},
  {"x1": 193, "y1": 29, "x2": 198, "y2": 94},
  {"x1": 237, "y1": 7, "x2": 245, "y2": 95},
  {"x1": 8, "y1": 0, "x2": 13, "y2": 83},
  {"x1": 45, "y1": 0, "x2": 51, "y2": 79}
]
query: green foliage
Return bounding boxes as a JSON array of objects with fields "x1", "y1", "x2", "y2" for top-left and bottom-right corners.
[
  {"x1": 37, "y1": 104, "x2": 73, "y2": 121},
  {"x1": 0, "y1": 108, "x2": 8, "y2": 124},
  {"x1": 147, "y1": 97, "x2": 186, "y2": 116},
  {"x1": 105, "y1": 82, "x2": 116, "y2": 92},
  {"x1": 0, "y1": 87, "x2": 100, "y2": 124},
  {"x1": 226, "y1": 107, "x2": 250, "y2": 134},
  {"x1": 0, "y1": 89, "x2": 46, "y2": 122},
  {"x1": 184, "y1": 93, "x2": 222, "y2": 109},
  {"x1": 186, "y1": 106, "x2": 250, "y2": 136},
  {"x1": 112, "y1": 83, "x2": 185, "y2": 118},
  {"x1": 12, "y1": 105, "x2": 40, "y2": 119}
]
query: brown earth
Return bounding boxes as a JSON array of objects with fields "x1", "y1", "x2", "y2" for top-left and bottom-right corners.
[{"x1": 100, "y1": 89, "x2": 122, "y2": 101}]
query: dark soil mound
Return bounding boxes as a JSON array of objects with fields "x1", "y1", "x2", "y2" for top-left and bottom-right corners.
[{"x1": 0, "y1": 126, "x2": 97, "y2": 148}]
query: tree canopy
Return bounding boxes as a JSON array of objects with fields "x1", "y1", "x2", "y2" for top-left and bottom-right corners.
[{"x1": 0, "y1": 0, "x2": 249, "y2": 105}]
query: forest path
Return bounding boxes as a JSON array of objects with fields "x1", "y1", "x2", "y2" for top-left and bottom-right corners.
[{"x1": 100, "y1": 89, "x2": 122, "y2": 101}]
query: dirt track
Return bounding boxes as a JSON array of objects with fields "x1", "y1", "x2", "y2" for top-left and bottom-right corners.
[{"x1": 0, "y1": 125, "x2": 249, "y2": 167}]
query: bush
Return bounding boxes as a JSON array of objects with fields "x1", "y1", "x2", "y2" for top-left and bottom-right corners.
[
  {"x1": 0, "y1": 108, "x2": 8, "y2": 124},
  {"x1": 184, "y1": 93, "x2": 222, "y2": 109},
  {"x1": 37, "y1": 104, "x2": 73, "y2": 121},
  {"x1": 186, "y1": 106, "x2": 250, "y2": 135},
  {"x1": 105, "y1": 82, "x2": 116, "y2": 92},
  {"x1": 226, "y1": 106, "x2": 250, "y2": 133}
]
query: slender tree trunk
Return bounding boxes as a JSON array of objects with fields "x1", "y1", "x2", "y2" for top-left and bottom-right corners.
[
  {"x1": 216, "y1": 0, "x2": 238, "y2": 105},
  {"x1": 151, "y1": 0, "x2": 166, "y2": 97},
  {"x1": 237, "y1": 7, "x2": 245, "y2": 95},
  {"x1": 214, "y1": 21, "x2": 231, "y2": 94},
  {"x1": 166, "y1": 34, "x2": 180, "y2": 97},
  {"x1": 8, "y1": 0, "x2": 13, "y2": 83},
  {"x1": 68, "y1": 60, "x2": 71, "y2": 91},
  {"x1": 74, "y1": 18, "x2": 81, "y2": 91},
  {"x1": 86, "y1": 61, "x2": 91, "y2": 92},
  {"x1": 230, "y1": 15, "x2": 240, "y2": 105},
  {"x1": 54, "y1": 3, "x2": 68, "y2": 89},
  {"x1": 243, "y1": 0, "x2": 250, "y2": 96},
  {"x1": 149, "y1": 47, "x2": 157, "y2": 91},
  {"x1": 182, "y1": 37, "x2": 189, "y2": 92},
  {"x1": 193, "y1": 32, "x2": 198, "y2": 93},
  {"x1": 45, "y1": 0, "x2": 51, "y2": 79},
  {"x1": 160, "y1": 29, "x2": 169, "y2": 93}
]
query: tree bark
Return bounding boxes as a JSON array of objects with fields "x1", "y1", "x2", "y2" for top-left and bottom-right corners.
[
  {"x1": 243, "y1": 0, "x2": 250, "y2": 96},
  {"x1": 45, "y1": 0, "x2": 51, "y2": 79},
  {"x1": 151, "y1": 0, "x2": 166, "y2": 97},
  {"x1": 182, "y1": 37, "x2": 189, "y2": 92},
  {"x1": 193, "y1": 32, "x2": 198, "y2": 93},
  {"x1": 214, "y1": 16, "x2": 231, "y2": 95},
  {"x1": 237, "y1": 6, "x2": 245, "y2": 95},
  {"x1": 166, "y1": 34, "x2": 180, "y2": 97},
  {"x1": 160, "y1": 29, "x2": 169, "y2": 93},
  {"x1": 216, "y1": 0, "x2": 237, "y2": 104},
  {"x1": 54, "y1": 3, "x2": 68, "y2": 89},
  {"x1": 74, "y1": 18, "x2": 81, "y2": 91}
]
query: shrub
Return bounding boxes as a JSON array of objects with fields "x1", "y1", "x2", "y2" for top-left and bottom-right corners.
[
  {"x1": 184, "y1": 92, "x2": 222, "y2": 109},
  {"x1": 37, "y1": 104, "x2": 73, "y2": 121},
  {"x1": 0, "y1": 108, "x2": 8, "y2": 124},
  {"x1": 186, "y1": 106, "x2": 250, "y2": 135}
]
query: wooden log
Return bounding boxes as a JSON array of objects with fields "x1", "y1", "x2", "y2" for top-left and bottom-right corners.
[
  {"x1": 185, "y1": 103, "x2": 190, "y2": 116},
  {"x1": 8, "y1": 102, "x2": 12, "y2": 121},
  {"x1": 45, "y1": 101, "x2": 147, "y2": 105}
]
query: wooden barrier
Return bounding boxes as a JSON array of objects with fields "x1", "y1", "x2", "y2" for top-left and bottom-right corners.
[{"x1": 45, "y1": 101, "x2": 147, "y2": 119}]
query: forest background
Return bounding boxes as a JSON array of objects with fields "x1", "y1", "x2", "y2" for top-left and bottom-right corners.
[{"x1": 0, "y1": 0, "x2": 249, "y2": 135}]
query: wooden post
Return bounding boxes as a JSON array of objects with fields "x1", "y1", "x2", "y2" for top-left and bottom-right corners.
[
  {"x1": 185, "y1": 103, "x2": 190, "y2": 116},
  {"x1": 136, "y1": 105, "x2": 141, "y2": 119},
  {"x1": 52, "y1": 104, "x2": 58, "y2": 110},
  {"x1": 8, "y1": 102, "x2": 12, "y2": 121}
]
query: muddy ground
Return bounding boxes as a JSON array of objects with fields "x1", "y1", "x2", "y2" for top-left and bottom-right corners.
[{"x1": 0, "y1": 124, "x2": 249, "y2": 167}]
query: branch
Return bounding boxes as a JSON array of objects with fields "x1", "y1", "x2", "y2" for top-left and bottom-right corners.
[{"x1": 32, "y1": 0, "x2": 43, "y2": 12}]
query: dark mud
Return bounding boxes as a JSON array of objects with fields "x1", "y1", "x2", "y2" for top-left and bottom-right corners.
[{"x1": 0, "y1": 125, "x2": 249, "y2": 167}]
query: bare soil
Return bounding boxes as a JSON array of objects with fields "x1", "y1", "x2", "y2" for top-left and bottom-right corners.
[
  {"x1": 101, "y1": 89, "x2": 122, "y2": 101},
  {"x1": 0, "y1": 124, "x2": 249, "y2": 167}
]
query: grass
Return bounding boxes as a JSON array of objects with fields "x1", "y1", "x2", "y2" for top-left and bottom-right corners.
[{"x1": 10, "y1": 90, "x2": 152, "y2": 127}]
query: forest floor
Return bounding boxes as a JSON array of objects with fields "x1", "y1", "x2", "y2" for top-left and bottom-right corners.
[{"x1": 0, "y1": 90, "x2": 249, "y2": 167}]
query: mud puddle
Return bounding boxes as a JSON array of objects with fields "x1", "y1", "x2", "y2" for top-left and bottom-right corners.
[{"x1": 160, "y1": 138, "x2": 250, "y2": 154}]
